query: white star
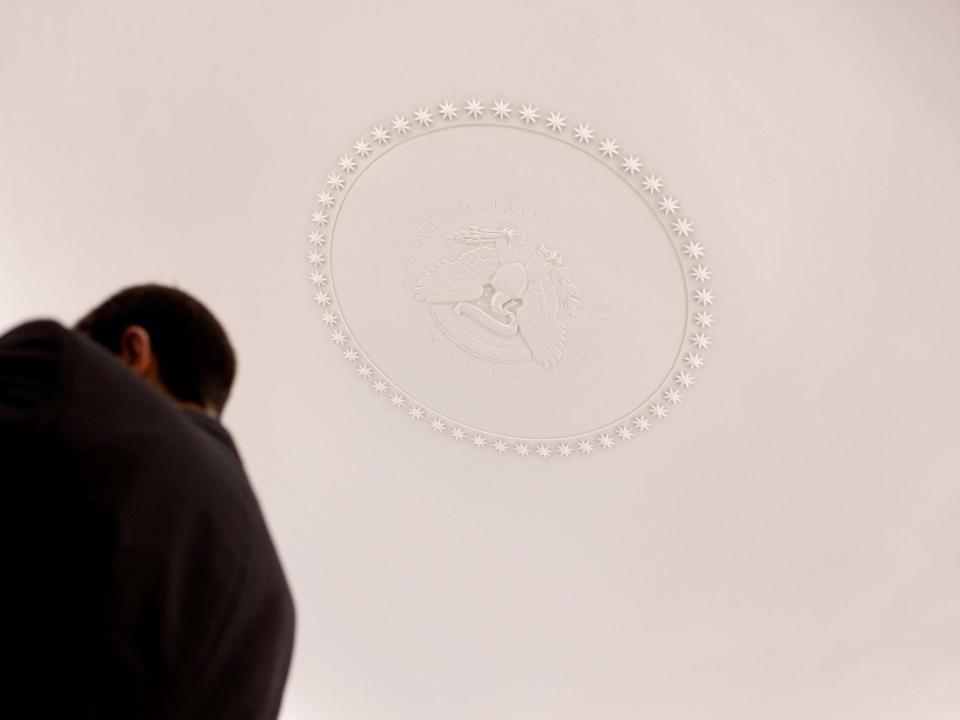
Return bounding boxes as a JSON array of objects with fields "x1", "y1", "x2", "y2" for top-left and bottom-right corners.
[
  {"x1": 308, "y1": 250, "x2": 325, "y2": 265},
  {"x1": 691, "y1": 332, "x2": 712, "y2": 350},
  {"x1": 472, "y1": 434, "x2": 487, "y2": 448},
  {"x1": 450, "y1": 427, "x2": 466, "y2": 440},
  {"x1": 391, "y1": 115, "x2": 411, "y2": 134},
  {"x1": 307, "y1": 230, "x2": 323, "y2": 245},
  {"x1": 438, "y1": 101, "x2": 458, "y2": 120},
  {"x1": 545, "y1": 112, "x2": 566, "y2": 132},
  {"x1": 371, "y1": 126, "x2": 390, "y2": 144},
  {"x1": 519, "y1": 104, "x2": 540, "y2": 124},
  {"x1": 621, "y1": 155, "x2": 643, "y2": 174},
  {"x1": 316, "y1": 191, "x2": 335, "y2": 208},
  {"x1": 330, "y1": 329, "x2": 346, "y2": 344},
  {"x1": 632, "y1": 416, "x2": 652, "y2": 431},
  {"x1": 650, "y1": 403, "x2": 668, "y2": 418},
  {"x1": 465, "y1": 98, "x2": 485, "y2": 118},
  {"x1": 408, "y1": 406, "x2": 424, "y2": 420},
  {"x1": 598, "y1": 434, "x2": 615, "y2": 448},
  {"x1": 557, "y1": 443, "x2": 573, "y2": 457},
  {"x1": 338, "y1": 155, "x2": 357, "y2": 173},
  {"x1": 641, "y1": 174, "x2": 663, "y2": 193},
  {"x1": 578, "y1": 440, "x2": 594, "y2": 454},
  {"x1": 684, "y1": 352, "x2": 705, "y2": 369},
  {"x1": 536, "y1": 443, "x2": 552, "y2": 457},
  {"x1": 390, "y1": 393, "x2": 405, "y2": 407},
  {"x1": 492, "y1": 99, "x2": 512, "y2": 119},
  {"x1": 599, "y1": 138, "x2": 620, "y2": 158},
  {"x1": 310, "y1": 271, "x2": 326, "y2": 286},
  {"x1": 572, "y1": 123, "x2": 595, "y2": 143},
  {"x1": 373, "y1": 380, "x2": 388, "y2": 393},
  {"x1": 430, "y1": 418, "x2": 446, "y2": 432},
  {"x1": 694, "y1": 288, "x2": 715, "y2": 306},
  {"x1": 414, "y1": 106, "x2": 434, "y2": 126},
  {"x1": 674, "y1": 370, "x2": 695, "y2": 388},
  {"x1": 658, "y1": 196, "x2": 679, "y2": 215},
  {"x1": 514, "y1": 442, "x2": 530, "y2": 456},
  {"x1": 617, "y1": 425, "x2": 634, "y2": 440},
  {"x1": 321, "y1": 311, "x2": 338, "y2": 326},
  {"x1": 493, "y1": 439, "x2": 508, "y2": 453},
  {"x1": 695, "y1": 311, "x2": 714, "y2": 328},
  {"x1": 312, "y1": 210, "x2": 329, "y2": 226},
  {"x1": 357, "y1": 364, "x2": 373, "y2": 378},
  {"x1": 343, "y1": 348, "x2": 359, "y2": 362},
  {"x1": 690, "y1": 264, "x2": 711, "y2": 282},
  {"x1": 683, "y1": 241, "x2": 706, "y2": 259},
  {"x1": 314, "y1": 291, "x2": 331, "y2": 306},
  {"x1": 326, "y1": 172, "x2": 344, "y2": 190},
  {"x1": 673, "y1": 218, "x2": 694, "y2": 236},
  {"x1": 664, "y1": 388, "x2": 683, "y2": 405},
  {"x1": 352, "y1": 139, "x2": 372, "y2": 157}
]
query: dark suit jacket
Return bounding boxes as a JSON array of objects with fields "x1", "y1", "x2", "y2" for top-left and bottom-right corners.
[{"x1": 1, "y1": 320, "x2": 295, "y2": 719}]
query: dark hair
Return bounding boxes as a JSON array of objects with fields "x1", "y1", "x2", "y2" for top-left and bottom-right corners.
[{"x1": 76, "y1": 284, "x2": 237, "y2": 412}]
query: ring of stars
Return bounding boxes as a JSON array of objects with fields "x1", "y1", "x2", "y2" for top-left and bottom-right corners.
[{"x1": 304, "y1": 96, "x2": 715, "y2": 458}]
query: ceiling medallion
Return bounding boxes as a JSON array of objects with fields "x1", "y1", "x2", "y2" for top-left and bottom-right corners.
[{"x1": 305, "y1": 97, "x2": 715, "y2": 457}]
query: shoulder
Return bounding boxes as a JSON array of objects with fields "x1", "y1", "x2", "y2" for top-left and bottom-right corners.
[
  {"x1": 0, "y1": 318, "x2": 77, "y2": 374},
  {"x1": 0, "y1": 319, "x2": 78, "y2": 436},
  {"x1": 0, "y1": 317, "x2": 73, "y2": 345}
]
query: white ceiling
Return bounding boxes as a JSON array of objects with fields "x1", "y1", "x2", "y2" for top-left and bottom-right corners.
[{"x1": 2, "y1": 1, "x2": 959, "y2": 718}]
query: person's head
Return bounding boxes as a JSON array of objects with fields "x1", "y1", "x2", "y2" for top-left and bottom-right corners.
[{"x1": 75, "y1": 284, "x2": 237, "y2": 417}]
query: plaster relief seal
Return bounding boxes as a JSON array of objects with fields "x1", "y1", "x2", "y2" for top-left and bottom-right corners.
[{"x1": 305, "y1": 98, "x2": 716, "y2": 457}]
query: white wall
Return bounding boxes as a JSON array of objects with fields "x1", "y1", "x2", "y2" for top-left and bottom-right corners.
[{"x1": 2, "y1": 2, "x2": 959, "y2": 718}]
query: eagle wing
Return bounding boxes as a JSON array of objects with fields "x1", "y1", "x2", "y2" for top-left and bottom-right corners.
[
  {"x1": 517, "y1": 276, "x2": 565, "y2": 367},
  {"x1": 414, "y1": 247, "x2": 500, "y2": 303}
]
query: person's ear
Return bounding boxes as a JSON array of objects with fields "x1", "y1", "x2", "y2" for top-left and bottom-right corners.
[{"x1": 118, "y1": 325, "x2": 156, "y2": 378}]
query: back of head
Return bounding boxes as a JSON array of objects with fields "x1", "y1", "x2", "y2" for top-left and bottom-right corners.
[{"x1": 76, "y1": 284, "x2": 237, "y2": 413}]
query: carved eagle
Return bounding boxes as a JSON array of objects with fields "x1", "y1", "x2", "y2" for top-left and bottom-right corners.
[{"x1": 414, "y1": 227, "x2": 568, "y2": 367}]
